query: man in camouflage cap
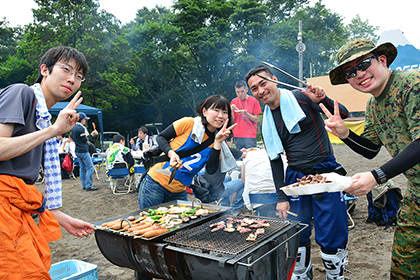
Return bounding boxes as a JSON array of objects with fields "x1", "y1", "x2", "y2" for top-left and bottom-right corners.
[{"x1": 322, "y1": 38, "x2": 420, "y2": 279}]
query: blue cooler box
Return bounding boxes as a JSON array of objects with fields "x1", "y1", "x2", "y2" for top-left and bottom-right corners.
[{"x1": 49, "y1": 259, "x2": 98, "y2": 280}]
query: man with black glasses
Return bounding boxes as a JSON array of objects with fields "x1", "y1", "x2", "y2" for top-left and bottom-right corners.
[
  {"x1": 0, "y1": 46, "x2": 94, "y2": 279},
  {"x1": 324, "y1": 39, "x2": 420, "y2": 279}
]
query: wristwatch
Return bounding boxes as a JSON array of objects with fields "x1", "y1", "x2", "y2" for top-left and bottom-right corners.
[{"x1": 372, "y1": 168, "x2": 388, "y2": 184}]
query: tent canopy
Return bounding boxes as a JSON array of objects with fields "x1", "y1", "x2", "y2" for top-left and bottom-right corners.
[
  {"x1": 49, "y1": 102, "x2": 104, "y2": 149},
  {"x1": 307, "y1": 76, "x2": 371, "y2": 112}
]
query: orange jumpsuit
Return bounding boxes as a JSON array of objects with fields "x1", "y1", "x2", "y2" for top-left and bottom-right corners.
[{"x1": 0, "y1": 175, "x2": 62, "y2": 279}]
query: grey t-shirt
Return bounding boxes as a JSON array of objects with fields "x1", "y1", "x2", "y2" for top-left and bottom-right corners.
[{"x1": 0, "y1": 84, "x2": 42, "y2": 184}]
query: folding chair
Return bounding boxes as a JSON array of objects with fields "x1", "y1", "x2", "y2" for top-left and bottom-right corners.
[
  {"x1": 92, "y1": 152, "x2": 106, "y2": 180},
  {"x1": 106, "y1": 161, "x2": 135, "y2": 195},
  {"x1": 344, "y1": 194, "x2": 358, "y2": 229},
  {"x1": 133, "y1": 165, "x2": 146, "y2": 192},
  {"x1": 36, "y1": 165, "x2": 45, "y2": 184},
  {"x1": 133, "y1": 165, "x2": 146, "y2": 175},
  {"x1": 248, "y1": 188, "x2": 278, "y2": 216},
  {"x1": 69, "y1": 157, "x2": 78, "y2": 180}
]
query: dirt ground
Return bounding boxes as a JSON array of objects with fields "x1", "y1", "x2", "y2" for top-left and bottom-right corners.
[{"x1": 41, "y1": 144, "x2": 407, "y2": 280}]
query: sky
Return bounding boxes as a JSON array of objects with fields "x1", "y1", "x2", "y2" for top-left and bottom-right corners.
[{"x1": 1, "y1": 0, "x2": 419, "y2": 48}]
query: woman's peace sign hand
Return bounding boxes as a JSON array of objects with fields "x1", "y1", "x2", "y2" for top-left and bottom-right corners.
[{"x1": 215, "y1": 120, "x2": 236, "y2": 143}]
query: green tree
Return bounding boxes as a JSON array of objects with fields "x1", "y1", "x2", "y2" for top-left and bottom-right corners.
[
  {"x1": 125, "y1": 6, "x2": 189, "y2": 128},
  {"x1": 264, "y1": 0, "x2": 309, "y2": 21},
  {"x1": 13, "y1": 0, "x2": 139, "y2": 133},
  {"x1": 0, "y1": 19, "x2": 21, "y2": 62},
  {"x1": 0, "y1": 0, "x2": 379, "y2": 134},
  {"x1": 293, "y1": 1, "x2": 349, "y2": 78},
  {"x1": 233, "y1": 1, "x2": 348, "y2": 84},
  {"x1": 345, "y1": 15, "x2": 379, "y2": 42},
  {"x1": 172, "y1": 0, "x2": 239, "y2": 103},
  {"x1": 0, "y1": 56, "x2": 32, "y2": 87},
  {"x1": 0, "y1": 19, "x2": 25, "y2": 87},
  {"x1": 170, "y1": 0, "x2": 301, "y2": 103}
]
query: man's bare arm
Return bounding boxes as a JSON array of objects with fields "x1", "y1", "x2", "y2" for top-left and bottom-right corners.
[
  {"x1": 246, "y1": 112, "x2": 260, "y2": 123},
  {"x1": 0, "y1": 92, "x2": 82, "y2": 161},
  {"x1": 0, "y1": 123, "x2": 64, "y2": 161}
]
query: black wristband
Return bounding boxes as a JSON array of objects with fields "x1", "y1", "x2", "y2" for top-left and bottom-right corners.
[{"x1": 371, "y1": 168, "x2": 388, "y2": 184}]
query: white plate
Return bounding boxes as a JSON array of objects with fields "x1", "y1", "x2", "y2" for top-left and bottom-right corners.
[{"x1": 281, "y1": 173, "x2": 352, "y2": 196}]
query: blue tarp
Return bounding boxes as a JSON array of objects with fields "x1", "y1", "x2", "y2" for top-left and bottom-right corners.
[
  {"x1": 390, "y1": 44, "x2": 420, "y2": 71},
  {"x1": 378, "y1": 29, "x2": 420, "y2": 71},
  {"x1": 49, "y1": 102, "x2": 104, "y2": 149}
]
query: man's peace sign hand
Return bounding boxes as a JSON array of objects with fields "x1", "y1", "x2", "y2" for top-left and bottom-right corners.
[
  {"x1": 319, "y1": 100, "x2": 350, "y2": 139},
  {"x1": 53, "y1": 91, "x2": 83, "y2": 135}
]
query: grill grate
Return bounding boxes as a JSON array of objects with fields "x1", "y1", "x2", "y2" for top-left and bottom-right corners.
[{"x1": 164, "y1": 214, "x2": 290, "y2": 255}]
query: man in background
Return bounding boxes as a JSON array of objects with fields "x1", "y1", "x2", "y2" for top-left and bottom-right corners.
[
  {"x1": 230, "y1": 80, "x2": 262, "y2": 150},
  {"x1": 106, "y1": 133, "x2": 135, "y2": 172},
  {"x1": 241, "y1": 149, "x2": 287, "y2": 217},
  {"x1": 72, "y1": 112, "x2": 98, "y2": 191},
  {"x1": 130, "y1": 126, "x2": 154, "y2": 151},
  {"x1": 61, "y1": 132, "x2": 76, "y2": 158},
  {"x1": 56, "y1": 133, "x2": 65, "y2": 148}
]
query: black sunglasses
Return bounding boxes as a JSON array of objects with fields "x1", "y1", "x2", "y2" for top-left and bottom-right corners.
[{"x1": 344, "y1": 55, "x2": 379, "y2": 79}]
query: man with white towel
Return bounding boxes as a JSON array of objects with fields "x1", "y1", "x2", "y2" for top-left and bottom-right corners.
[{"x1": 246, "y1": 64, "x2": 350, "y2": 280}]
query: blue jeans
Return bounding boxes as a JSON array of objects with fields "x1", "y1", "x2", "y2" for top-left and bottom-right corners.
[
  {"x1": 76, "y1": 152, "x2": 94, "y2": 189},
  {"x1": 138, "y1": 175, "x2": 188, "y2": 209},
  {"x1": 220, "y1": 176, "x2": 244, "y2": 211},
  {"x1": 234, "y1": 137, "x2": 257, "y2": 150}
]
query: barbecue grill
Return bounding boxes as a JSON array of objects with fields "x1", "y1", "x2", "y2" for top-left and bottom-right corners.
[{"x1": 94, "y1": 200, "x2": 305, "y2": 280}]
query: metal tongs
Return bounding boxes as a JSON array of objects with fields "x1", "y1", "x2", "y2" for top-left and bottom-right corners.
[
  {"x1": 262, "y1": 61, "x2": 308, "y2": 87},
  {"x1": 155, "y1": 161, "x2": 182, "y2": 184},
  {"x1": 259, "y1": 61, "x2": 320, "y2": 94}
]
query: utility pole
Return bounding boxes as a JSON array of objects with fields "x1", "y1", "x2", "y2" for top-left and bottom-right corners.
[{"x1": 296, "y1": 20, "x2": 306, "y2": 88}]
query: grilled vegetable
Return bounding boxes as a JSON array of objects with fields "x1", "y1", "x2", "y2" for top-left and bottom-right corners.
[
  {"x1": 171, "y1": 219, "x2": 183, "y2": 225},
  {"x1": 150, "y1": 215, "x2": 162, "y2": 220},
  {"x1": 133, "y1": 216, "x2": 147, "y2": 223},
  {"x1": 185, "y1": 207, "x2": 198, "y2": 215}
]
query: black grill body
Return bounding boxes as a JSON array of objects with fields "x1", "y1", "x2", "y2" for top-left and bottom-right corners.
[{"x1": 94, "y1": 201, "x2": 303, "y2": 280}]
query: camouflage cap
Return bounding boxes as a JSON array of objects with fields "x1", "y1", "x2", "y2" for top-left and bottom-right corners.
[{"x1": 329, "y1": 39, "x2": 397, "y2": 85}]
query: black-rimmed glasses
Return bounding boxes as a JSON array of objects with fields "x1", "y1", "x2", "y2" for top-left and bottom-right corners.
[
  {"x1": 55, "y1": 63, "x2": 85, "y2": 82},
  {"x1": 344, "y1": 55, "x2": 379, "y2": 79}
]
